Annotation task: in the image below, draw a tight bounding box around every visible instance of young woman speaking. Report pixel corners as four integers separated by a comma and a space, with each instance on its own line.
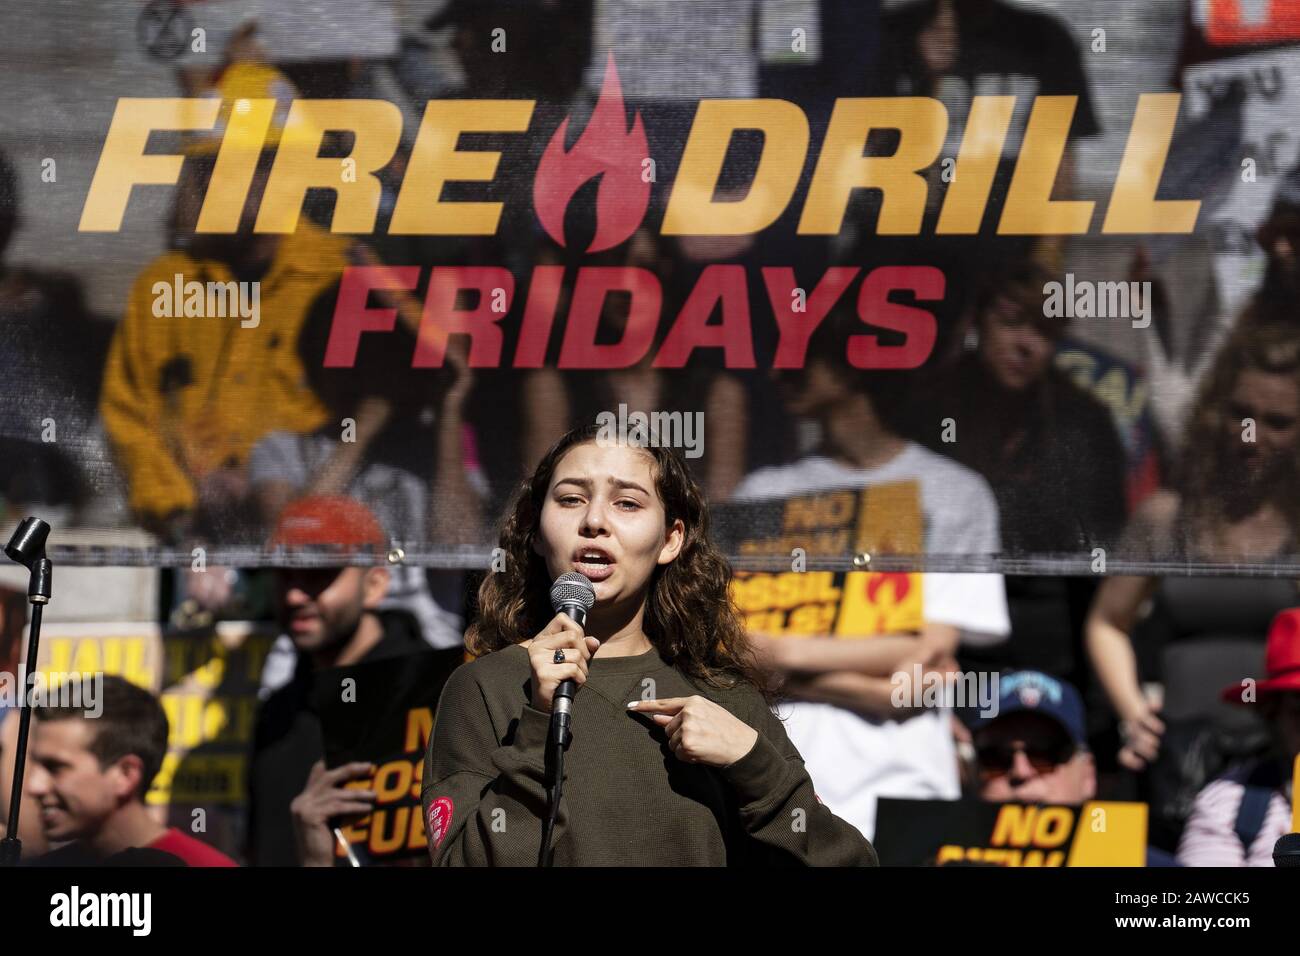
422, 424, 877, 866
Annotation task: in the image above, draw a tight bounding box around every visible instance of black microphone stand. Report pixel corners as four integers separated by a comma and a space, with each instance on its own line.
0, 518, 53, 867
538, 692, 571, 868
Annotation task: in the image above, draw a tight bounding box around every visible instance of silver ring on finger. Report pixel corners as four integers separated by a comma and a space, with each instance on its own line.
553, 649, 566, 664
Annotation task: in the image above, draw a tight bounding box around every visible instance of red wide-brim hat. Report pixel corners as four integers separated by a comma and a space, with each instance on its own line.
1221, 607, 1300, 704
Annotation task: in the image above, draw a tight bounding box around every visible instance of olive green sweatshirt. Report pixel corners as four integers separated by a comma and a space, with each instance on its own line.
420, 643, 879, 866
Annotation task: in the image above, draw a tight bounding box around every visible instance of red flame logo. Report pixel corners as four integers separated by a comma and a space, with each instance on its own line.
866, 573, 912, 604
533, 54, 650, 252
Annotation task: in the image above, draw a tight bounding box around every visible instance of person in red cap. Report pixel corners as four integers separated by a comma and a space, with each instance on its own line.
1177, 608, 1300, 866
247, 495, 429, 866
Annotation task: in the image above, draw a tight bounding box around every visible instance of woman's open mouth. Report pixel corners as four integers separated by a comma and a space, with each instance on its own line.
573, 547, 616, 581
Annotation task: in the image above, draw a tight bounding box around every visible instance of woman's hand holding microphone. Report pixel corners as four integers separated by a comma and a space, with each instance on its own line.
523, 617, 761, 770
522, 613, 601, 714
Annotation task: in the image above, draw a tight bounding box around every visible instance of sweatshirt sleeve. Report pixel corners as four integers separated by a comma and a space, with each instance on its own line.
420, 664, 565, 866
99, 270, 197, 521
717, 695, 879, 867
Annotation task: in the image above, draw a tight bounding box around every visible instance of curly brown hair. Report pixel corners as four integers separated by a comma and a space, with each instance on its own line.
466, 424, 771, 702
1180, 310, 1300, 544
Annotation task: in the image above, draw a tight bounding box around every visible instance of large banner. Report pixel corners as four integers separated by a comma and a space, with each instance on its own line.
2, 1, 1299, 575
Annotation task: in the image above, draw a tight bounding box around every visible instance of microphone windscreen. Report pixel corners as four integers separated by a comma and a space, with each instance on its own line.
1273, 832, 1300, 868
550, 571, 596, 614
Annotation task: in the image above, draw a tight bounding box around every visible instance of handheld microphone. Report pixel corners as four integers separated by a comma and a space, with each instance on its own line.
548, 572, 596, 748
538, 572, 595, 866
1274, 833, 1300, 868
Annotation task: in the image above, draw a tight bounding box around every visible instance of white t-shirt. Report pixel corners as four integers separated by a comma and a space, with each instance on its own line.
730, 444, 1011, 840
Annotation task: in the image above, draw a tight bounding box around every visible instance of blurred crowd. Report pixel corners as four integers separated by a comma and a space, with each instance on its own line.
0, 0, 1298, 865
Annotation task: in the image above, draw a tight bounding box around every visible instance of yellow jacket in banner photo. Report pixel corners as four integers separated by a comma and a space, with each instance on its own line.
100, 224, 349, 520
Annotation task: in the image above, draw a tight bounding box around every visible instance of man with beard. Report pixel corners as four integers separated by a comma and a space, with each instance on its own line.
248, 496, 429, 866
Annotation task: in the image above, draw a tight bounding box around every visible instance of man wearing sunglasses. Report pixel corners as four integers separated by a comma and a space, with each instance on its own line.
971, 670, 1185, 866
247, 495, 427, 866
971, 671, 1095, 806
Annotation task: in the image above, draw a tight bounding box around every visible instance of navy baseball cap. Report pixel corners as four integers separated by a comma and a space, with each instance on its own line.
975, 671, 1086, 746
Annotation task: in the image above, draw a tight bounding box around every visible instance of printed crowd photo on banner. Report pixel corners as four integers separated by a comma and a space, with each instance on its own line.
0, 2, 1299, 932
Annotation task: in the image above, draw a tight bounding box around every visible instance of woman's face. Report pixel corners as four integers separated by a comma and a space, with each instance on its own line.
1222, 369, 1299, 479
533, 442, 684, 607
978, 295, 1056, 392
